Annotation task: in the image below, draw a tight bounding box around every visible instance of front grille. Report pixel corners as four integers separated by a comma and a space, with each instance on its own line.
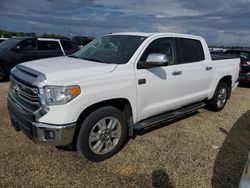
10, 77, 40, 112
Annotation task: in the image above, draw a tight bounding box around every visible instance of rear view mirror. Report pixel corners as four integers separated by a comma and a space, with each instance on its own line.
140, 53, 168, 68
13, 45, 21, 52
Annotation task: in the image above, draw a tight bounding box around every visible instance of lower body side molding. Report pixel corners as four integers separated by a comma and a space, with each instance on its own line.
133, 102, 206, 130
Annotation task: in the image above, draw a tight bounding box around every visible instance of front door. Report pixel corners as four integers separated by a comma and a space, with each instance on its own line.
136, 37, 186, 120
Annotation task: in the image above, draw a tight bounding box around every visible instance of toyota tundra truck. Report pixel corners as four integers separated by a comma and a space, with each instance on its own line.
7, 32, 240, 161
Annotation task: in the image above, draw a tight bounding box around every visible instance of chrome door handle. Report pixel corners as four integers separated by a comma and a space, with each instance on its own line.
205, 66, 213, 71
172, 71, 182, 76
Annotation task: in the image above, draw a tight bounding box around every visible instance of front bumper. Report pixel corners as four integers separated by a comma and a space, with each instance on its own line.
8, 94, 76, 146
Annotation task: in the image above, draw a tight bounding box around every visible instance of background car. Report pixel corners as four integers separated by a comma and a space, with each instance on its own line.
224, 49, 250, 83
0, 38, 8, 43
0, 37, 79, 82
72, 36, 94, 48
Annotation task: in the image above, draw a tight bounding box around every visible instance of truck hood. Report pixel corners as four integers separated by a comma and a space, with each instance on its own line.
21, 56, 118, 84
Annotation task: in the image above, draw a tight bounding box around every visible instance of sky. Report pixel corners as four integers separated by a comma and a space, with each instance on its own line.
0, 0, 250, 46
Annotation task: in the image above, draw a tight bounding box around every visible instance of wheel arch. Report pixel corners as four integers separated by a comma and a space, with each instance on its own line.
209, 75, 232, 100
73, 98, 134, 144
0, 59, 8, 71
219, 75, 232, 99
0, 59, 9, 80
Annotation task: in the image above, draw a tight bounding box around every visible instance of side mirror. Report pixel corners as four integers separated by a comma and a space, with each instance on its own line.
13, 45, 21, 52
140, 53, 168, 68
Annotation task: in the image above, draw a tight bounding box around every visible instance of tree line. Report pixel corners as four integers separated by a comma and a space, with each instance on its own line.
0, 29, 68, 39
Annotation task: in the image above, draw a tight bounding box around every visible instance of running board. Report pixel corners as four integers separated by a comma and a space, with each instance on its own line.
133, 102, 206, 130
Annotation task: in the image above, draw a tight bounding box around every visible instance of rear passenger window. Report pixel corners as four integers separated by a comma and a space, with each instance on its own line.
61, 41, 73, 50
38, 41, 60, 50
179, 38, 205, 63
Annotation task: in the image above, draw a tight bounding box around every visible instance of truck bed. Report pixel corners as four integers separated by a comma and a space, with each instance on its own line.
211, 53, 239, 60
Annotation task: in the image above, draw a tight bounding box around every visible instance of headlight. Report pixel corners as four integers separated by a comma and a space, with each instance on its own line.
44, 85, 81, 105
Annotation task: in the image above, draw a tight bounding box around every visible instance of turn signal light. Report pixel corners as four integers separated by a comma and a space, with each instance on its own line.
69, 87, 81, 96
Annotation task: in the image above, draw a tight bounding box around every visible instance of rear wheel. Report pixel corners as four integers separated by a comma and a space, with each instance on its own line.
76, 106, 127, 162
0, 64, 6, 82
207, 82, 230, 112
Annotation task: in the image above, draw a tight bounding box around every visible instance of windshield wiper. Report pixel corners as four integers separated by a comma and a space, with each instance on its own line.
81, 57, 103, 63
68, 55, 79, 59
68, 55, 108, 63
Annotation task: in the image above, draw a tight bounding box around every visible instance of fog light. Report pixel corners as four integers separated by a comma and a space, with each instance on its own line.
44, 130, 55, 140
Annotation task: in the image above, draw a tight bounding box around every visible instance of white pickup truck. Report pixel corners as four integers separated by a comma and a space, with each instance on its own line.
8, 32, 240, 161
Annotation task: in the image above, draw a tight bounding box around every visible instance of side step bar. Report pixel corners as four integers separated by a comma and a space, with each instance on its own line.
133, 102, 206, 130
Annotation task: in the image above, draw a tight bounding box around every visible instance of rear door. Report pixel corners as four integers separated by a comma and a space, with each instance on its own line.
37, 40, 64, 59
174, 38, 213, 104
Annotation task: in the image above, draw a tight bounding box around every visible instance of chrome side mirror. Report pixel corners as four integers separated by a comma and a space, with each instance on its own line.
140, 53, 168, 68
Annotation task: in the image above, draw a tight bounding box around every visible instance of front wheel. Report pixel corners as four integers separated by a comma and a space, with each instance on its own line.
76, 106, 127, 162
207, 82, 230, 112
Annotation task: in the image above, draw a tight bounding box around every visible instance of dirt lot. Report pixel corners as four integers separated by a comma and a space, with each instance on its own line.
0, 81, 250, 188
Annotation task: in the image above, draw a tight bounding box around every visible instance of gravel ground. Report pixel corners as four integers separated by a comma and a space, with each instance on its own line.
0, 81, 250, 188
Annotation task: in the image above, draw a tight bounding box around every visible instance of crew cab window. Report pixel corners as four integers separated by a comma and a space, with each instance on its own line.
20, 39, 36, 50
38, 41, 60, 50
140, 38, 176, 65
179, 38, 205, 63
61, 41, 73, 50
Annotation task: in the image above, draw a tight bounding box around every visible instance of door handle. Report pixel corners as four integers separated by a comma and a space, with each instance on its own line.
205, 66, 213, 71
138, 79, 146, 85
172, 71, 182, 76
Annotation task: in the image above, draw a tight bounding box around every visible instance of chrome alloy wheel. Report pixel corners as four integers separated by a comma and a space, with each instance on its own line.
217, 87, 227, 108
88, 117, 122, 155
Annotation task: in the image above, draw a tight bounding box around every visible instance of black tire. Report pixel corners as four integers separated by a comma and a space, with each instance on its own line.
207, 82, 230, 112
0, 64, 6, 82
76, 106, 127, 162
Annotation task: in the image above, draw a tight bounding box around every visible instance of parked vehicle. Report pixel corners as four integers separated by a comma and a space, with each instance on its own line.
0, 38, 8, 43
7, 32, 240, 161
224, 49, 250, 83
0, 37, 79, 82
72, 36, 94, 48
239, 152, 250, 188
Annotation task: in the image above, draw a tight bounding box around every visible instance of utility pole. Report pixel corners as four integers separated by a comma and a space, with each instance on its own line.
68, 16, 73, 40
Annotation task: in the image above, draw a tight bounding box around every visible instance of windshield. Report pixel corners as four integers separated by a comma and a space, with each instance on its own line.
71, 35, 147, 64
0, 38, 20, 51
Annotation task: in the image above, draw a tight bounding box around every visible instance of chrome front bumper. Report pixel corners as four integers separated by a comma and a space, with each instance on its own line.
8, 94, 76, 146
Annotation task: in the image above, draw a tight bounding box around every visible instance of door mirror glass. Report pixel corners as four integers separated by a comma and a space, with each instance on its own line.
140, 53, 168, 68
13, 45, 21, 52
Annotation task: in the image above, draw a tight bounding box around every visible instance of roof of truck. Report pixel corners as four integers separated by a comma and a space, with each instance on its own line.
110, 32, 203, 40
110, 32, 153, 37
